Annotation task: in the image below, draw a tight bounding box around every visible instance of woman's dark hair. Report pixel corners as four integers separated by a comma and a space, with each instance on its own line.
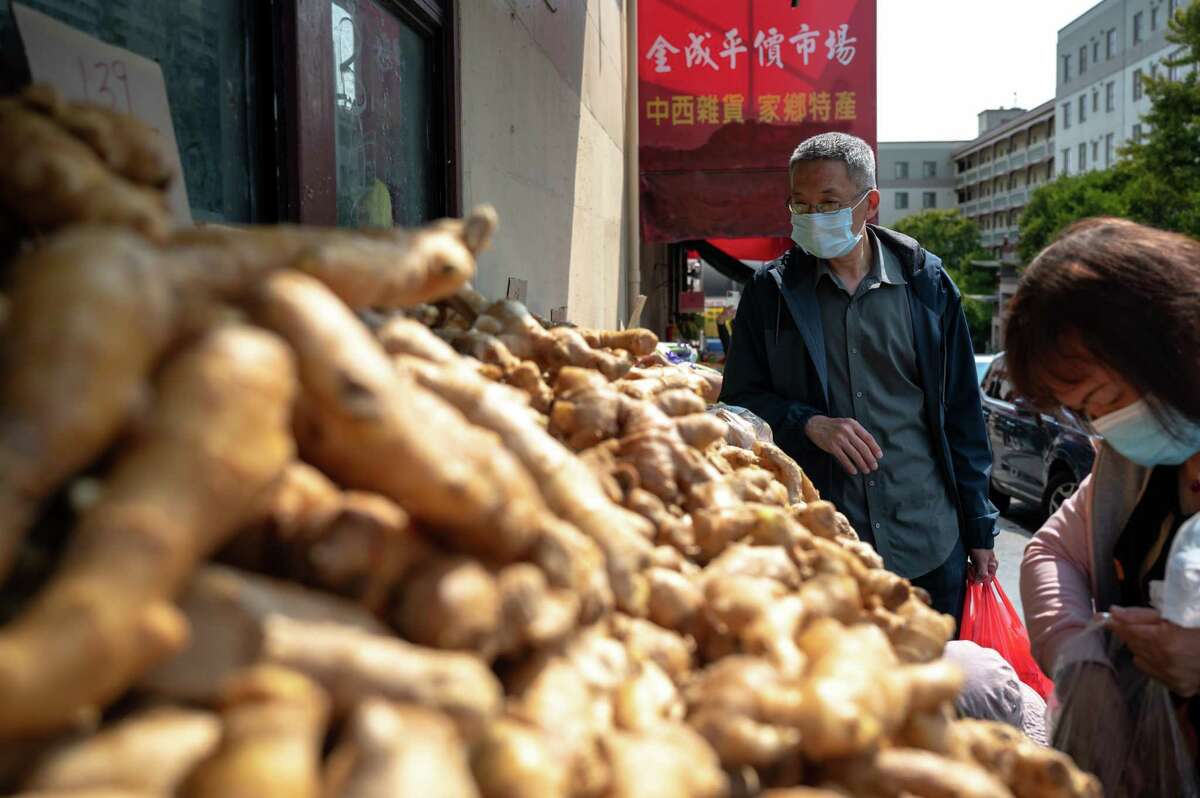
1005, 217, 1200, 427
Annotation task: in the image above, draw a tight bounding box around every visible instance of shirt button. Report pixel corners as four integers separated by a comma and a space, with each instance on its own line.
856, 391, 863, 398
874, 522, 881, 529
851, 348, 858, 354
869, 480, 876, 487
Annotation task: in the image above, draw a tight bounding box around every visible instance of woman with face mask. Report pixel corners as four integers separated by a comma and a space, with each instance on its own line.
1005, 217, 1200, 785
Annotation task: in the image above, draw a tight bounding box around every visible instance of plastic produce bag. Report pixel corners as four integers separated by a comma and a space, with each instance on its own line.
1050, 623, 1198, 798
960, 578, 1054, 699
707, 403, 774, 449
1159, 513, 1200, 628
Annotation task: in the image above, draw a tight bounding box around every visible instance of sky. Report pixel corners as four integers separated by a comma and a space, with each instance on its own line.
878, 0, 1103, 141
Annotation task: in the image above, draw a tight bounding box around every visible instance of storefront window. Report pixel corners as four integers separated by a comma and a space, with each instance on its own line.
1, 0, 259, 223
331, 0, 434, 228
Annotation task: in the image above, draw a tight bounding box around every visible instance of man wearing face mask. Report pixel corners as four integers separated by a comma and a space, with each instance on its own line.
720, 132, 998, 622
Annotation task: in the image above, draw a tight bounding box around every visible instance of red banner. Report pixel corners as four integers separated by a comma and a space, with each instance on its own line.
639, 1, 877, 242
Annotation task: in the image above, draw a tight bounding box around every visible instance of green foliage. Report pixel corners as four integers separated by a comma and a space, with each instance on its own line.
1016, 167, 1132, 262
1019, 0, 1200, 260
893, 209, 993, 351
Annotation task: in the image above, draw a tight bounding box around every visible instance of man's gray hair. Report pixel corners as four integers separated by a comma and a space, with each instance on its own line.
788, 132, 877, 191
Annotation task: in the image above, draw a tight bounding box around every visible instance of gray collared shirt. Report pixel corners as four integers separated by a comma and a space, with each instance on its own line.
815, 231, 959, 578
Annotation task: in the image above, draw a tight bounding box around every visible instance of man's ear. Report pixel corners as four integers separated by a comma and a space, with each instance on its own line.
865, 188, 881, 215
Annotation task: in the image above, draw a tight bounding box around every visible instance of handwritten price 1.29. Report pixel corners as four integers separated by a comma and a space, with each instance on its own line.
77, 57, 133, 113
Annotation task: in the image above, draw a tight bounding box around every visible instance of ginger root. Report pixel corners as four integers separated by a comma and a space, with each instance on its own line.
254, 270, 550, 564
0, 325, 296, 737
23, 706, 220, 794
325, 700, 480, 798
260, 615, 503, 734
180, 666, 329, 798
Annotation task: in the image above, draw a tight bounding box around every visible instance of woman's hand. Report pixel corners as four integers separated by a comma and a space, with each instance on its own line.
1109, 605, 1200, 696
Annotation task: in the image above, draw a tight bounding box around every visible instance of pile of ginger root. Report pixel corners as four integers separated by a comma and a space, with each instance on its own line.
0, 86, 1099, 798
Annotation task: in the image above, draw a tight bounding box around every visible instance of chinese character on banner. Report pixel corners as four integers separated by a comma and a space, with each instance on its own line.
636, 0, 876, 242
826, 24, 857, 65
758, 94, 781, 123
788, 24, 820, 65
672, 95, 695, 125
685, 32, 719, 70
645, 34, 680, 73
753, 27, 785, 69
646, 96, 669, 125
722, 93, 745, 123
810, 91, 831, 121
719, 28, 748, 70
834, 91, 857, 120
783, 92, 808, 122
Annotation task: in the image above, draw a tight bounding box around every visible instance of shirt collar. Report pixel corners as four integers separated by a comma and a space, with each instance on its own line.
815, 230, 905, 290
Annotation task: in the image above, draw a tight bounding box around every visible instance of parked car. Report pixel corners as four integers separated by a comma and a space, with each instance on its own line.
979, 353, 1096, 517
974, 353, 996, 385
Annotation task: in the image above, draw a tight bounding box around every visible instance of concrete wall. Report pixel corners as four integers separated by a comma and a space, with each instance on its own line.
459, 0, 629, 328
877, 141, 966, 228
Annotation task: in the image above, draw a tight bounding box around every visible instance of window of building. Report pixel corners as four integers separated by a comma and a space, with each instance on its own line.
1080, 45, 1088, 73
1105, 133, 1115, 167
1152, 5, 1160, 30
1062, 53, 1072, 82
1134, 68, 1145, 100
1092, 140, 1099, 163
1093, 40, 1100, 63
1107, 28, 1117, 59
1133, 122, 1144, 142
1079, 142, 1088, 171
922, 192, 937, 209
1062, 102, 1072, 128
0, 0, 265, 223
329, 0, 455, 227
895, 192, 909, 210
1134, 11, 1144, 44
1106, 81, 1115, 111
922, 161, 937, 178
895, 161, 910, 179
1092, 90, 1100, 113
1170, 0, 1180, 20
1062, 148, 1071, 174
1078, 94, 1087, 123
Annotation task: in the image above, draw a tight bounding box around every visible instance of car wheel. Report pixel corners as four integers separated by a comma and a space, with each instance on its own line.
989, 481, 1011, 515
1043, 471, 1079, 518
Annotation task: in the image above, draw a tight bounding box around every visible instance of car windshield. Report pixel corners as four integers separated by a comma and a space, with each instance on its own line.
975, 356, 995, 385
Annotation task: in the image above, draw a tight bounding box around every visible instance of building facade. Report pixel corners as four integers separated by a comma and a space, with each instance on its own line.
876, 141, 967, 228
1056, 0, 1192, 176
952, 102, 1057, 262
1, 0, 638, 329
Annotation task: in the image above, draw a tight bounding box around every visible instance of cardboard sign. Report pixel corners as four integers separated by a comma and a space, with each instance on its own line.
506, 277, 529, 304
13, 3, 192, 223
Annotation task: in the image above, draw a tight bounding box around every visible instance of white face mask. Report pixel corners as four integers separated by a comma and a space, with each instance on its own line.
1090, 399, 1200, 467
789, 192, 869, 259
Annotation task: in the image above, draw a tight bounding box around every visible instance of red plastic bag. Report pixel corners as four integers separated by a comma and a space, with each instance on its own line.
960, 579, 1054, 699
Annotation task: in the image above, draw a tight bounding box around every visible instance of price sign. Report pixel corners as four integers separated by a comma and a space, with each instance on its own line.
13, 3, 192, 223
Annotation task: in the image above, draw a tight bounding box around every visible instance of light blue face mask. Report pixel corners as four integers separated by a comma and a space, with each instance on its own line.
790, 191, 870, 259
1090, 399, 1200, 467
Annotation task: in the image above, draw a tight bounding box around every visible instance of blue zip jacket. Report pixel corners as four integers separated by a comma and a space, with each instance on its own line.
720, 225, 998, 553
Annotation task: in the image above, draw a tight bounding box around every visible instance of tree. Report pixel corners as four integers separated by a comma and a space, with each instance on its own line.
1016, 167, 1132, 262
1018, 1, 1200, 258
892, 209, 993, 350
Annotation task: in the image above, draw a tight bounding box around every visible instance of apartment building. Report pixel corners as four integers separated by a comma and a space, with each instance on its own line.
1056, 0, 1193, 176
952, 102, 1057, 262
876, 141, 968, 227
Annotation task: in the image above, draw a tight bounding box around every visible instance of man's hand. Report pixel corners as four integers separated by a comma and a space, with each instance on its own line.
804, 415, 882, 475
968, 548, 998, 581
1109, 605, 1200, 696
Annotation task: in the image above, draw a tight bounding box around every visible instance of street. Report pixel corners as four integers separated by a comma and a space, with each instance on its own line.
993, 500, 1043, 623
